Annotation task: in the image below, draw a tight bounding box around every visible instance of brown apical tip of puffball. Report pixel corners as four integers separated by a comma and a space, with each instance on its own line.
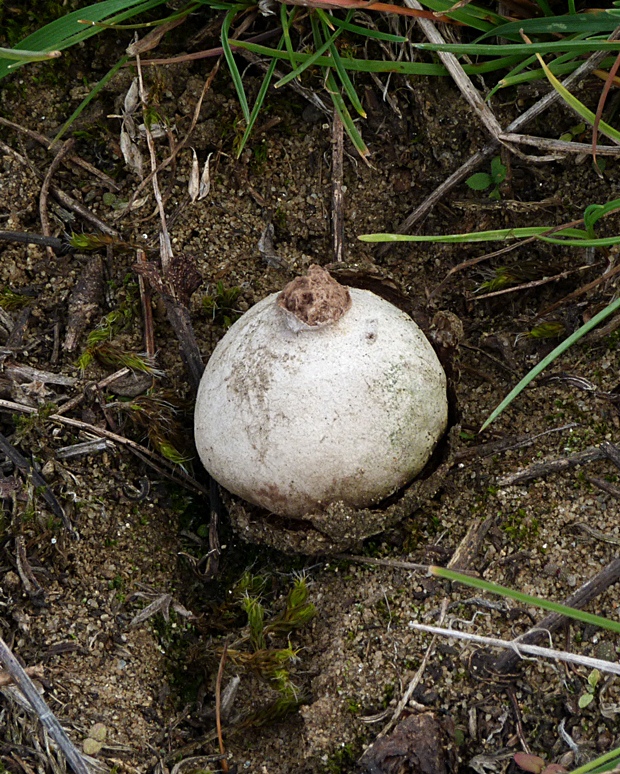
277, 265, 351, 328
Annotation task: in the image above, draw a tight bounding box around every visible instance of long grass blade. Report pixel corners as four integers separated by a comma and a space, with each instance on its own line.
0, 47, 61, 63
480, 295, 620, 431
237, 38, 284, 156
222, 6, 250, 123
431, 566, 620, 634
280, 4, 299, 71
274, 25, 343, 88
0, 0, 168, 80
414, 39, 620, 55
316, 12, 366, 117
232, 39, 522, 76
534, 50, 620, 144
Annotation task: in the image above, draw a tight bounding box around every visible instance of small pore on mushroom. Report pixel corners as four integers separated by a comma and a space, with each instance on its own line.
277, 265, 351, 329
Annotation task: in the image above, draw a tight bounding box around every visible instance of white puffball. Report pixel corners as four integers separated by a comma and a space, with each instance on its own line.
194, 285, 448, 518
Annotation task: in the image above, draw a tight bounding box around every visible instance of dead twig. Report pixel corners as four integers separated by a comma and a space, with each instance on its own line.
0, 430, 73, 535
216, 645, 229, 773
0, 116, 119, 190
378, 31, 620, 250
137, 249, 156, 359
15, 536, 46, 606
0, 398, 209, 497
454, 422, 579, 462
373, 599, 448, 742
40, 139, 75, 259
586, 476, 620, 500
472, 263, 594, 301
491, 556, 620, 674
408, 622, 620, 676
499, 132, 620, 156
0, 636, 90, 774
0, 665, 44, 687
136, 54, 173, 272
331, 110, 345, 263
536, 260, 620, 319
497, 446, 608, 486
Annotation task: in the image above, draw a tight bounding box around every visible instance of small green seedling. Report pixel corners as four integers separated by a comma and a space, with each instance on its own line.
203, 282, 242, 328
578, 667, 600, 709
465, 156, 507, 200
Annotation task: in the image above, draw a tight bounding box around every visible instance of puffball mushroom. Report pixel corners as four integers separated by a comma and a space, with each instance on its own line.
194, 266, 448, 519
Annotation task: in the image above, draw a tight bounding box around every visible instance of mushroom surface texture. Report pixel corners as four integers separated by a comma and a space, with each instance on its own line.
194, 266, 448, 519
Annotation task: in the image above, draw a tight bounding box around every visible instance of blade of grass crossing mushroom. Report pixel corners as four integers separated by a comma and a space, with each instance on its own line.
480, 295, 620, 431
222, 6, 251, 123
430, 566, 620, 634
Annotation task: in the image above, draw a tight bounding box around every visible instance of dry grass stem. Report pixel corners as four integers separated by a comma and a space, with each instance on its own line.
409, 623, 620, 676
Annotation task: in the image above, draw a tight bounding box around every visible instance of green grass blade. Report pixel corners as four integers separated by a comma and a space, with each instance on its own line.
222, 6, 250, 123
233, 40, 522, 77
480, 295, 620, 431
236, 38, 283, 156
358, 226, 587, 242
51, 55, 130, 145
274, 25, 343, 88
316, 13, 366, 118
418, 0, 503, 31
280, 4, 299, 72
0, 47, 61, 62
431, 566, 620, 634
327, 15, 407, 42
413, 39, 620, 55
326, 71, 369, 159
478, 10, 620, 41
584, 199, 620, 236
569, 749, 620, 774
0, 0, 168, 80
535, 52, 620, 144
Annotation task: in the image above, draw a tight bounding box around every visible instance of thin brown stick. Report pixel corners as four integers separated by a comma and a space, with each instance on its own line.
0, 636, 90, 774
586, 475, 620, 499
136, 55, 173, 273
216, 645, 229, 773
374, 599, 448, 741
500, 131, 620, 156
430, 218, 584, 299
378, 31, 620, 250
472, 263, 593, 301
536, 260, 620, 318
0, 398, 209, 497
491, 557, 620, 674
0, 116, 120, 190
331, 110, 345, 263
497, 446, 607, 487
41, 139, 101, 254
0, 665, 44, 687
137, 249, 156, 359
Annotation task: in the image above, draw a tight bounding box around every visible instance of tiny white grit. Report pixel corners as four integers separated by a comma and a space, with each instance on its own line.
194, 266, 448, 518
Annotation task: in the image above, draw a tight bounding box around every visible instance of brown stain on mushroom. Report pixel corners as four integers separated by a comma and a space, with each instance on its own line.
277, 264, 351, 327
